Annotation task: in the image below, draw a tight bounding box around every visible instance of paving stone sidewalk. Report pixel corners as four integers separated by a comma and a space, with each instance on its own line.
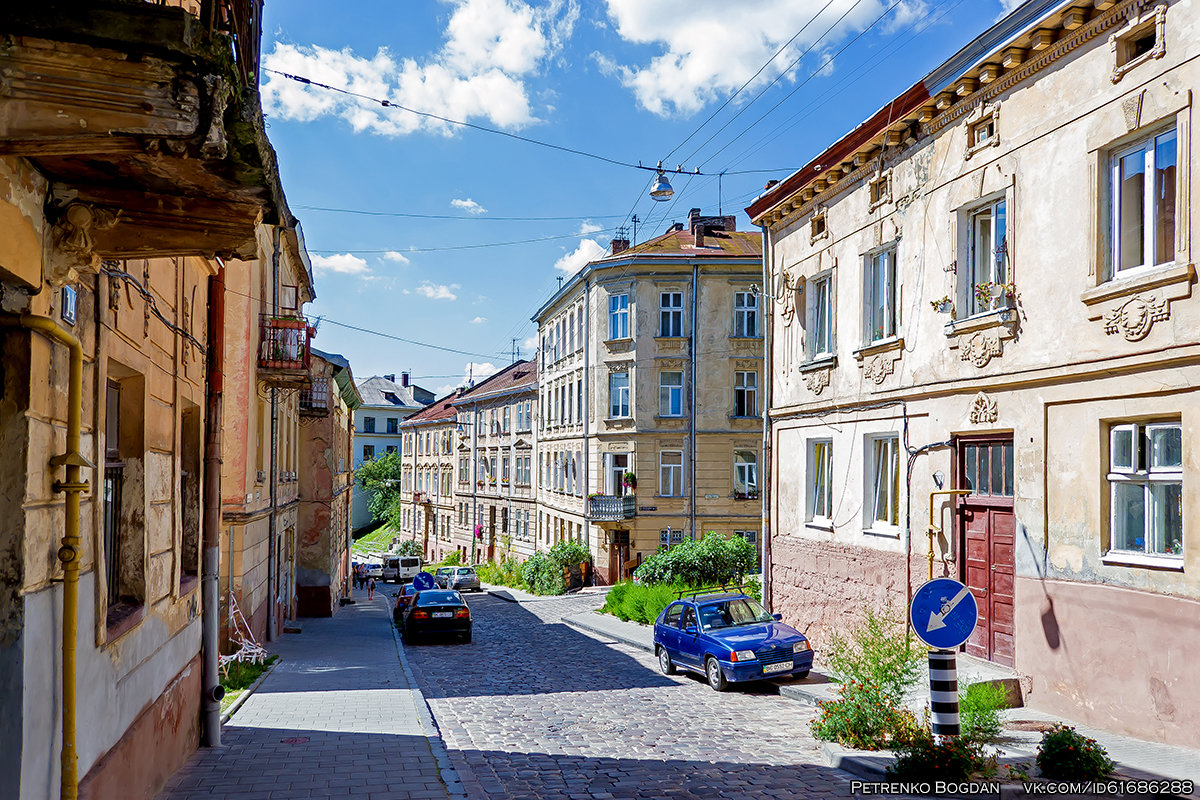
158, 589, 456, 800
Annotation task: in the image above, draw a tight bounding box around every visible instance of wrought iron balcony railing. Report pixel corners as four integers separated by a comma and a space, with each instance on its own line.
588, 494, 636, 521
299, 379, 331, 416
258, 315, 312, 383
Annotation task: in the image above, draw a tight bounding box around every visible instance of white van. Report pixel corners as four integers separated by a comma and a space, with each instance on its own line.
382, 555, 422, 583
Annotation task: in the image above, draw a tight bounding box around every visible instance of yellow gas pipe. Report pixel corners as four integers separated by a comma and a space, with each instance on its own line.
3, 315, 90, 800
927, 490, 972, 581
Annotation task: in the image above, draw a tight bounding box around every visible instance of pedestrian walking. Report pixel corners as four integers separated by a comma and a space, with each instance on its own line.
368, 577, 376, 600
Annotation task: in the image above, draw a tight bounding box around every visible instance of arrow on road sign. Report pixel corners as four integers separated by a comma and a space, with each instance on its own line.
926, 585, 972, 632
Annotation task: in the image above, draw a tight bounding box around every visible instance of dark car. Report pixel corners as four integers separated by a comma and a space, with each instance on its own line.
653, 591, 814, 691
433, 566, 456, 588
400, 589, 472, 643
392, 583, 419, 622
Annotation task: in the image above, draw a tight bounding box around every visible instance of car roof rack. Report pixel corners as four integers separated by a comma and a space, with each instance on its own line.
674, 583, 750, 600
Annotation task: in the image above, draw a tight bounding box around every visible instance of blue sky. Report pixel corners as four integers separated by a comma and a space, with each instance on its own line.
260, 0, 1020, 395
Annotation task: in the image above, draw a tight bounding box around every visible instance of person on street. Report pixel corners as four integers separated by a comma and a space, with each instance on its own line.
368, 576, 376, 600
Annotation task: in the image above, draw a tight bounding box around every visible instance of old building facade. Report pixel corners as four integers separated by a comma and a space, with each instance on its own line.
351, 373, 434, 529
397, 393, 458, 562
534, 212, 764, 584
749, 0, 1198, 747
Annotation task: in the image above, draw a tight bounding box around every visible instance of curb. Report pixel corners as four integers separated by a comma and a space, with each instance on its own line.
563, 611, 653, 653
390, 614, 469, 800
219, 657, 281, 726
485, 588, 520, 603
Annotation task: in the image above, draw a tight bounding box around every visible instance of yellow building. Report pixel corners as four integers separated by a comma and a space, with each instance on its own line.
398, 394, 459, 562
533, 211, 763, 583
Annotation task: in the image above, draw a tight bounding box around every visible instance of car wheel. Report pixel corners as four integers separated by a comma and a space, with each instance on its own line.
795, 670, 810, 680
705, 656, 728, 692
657, 646, 676, 676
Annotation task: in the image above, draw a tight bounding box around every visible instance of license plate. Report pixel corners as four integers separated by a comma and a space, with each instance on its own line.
432, 611, 453, 618
762, 660, 792, 674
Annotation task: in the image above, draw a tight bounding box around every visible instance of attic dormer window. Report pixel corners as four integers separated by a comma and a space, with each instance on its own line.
383, 392, 398, 403
1110, 4, 1166, 83
810, 209, 829, 244
868, 172, 892, 211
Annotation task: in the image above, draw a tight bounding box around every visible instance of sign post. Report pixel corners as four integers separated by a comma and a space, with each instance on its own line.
909, 578, 979, 741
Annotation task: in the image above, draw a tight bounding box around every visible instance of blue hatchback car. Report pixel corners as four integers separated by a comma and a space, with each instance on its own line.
653, 591, 814, 691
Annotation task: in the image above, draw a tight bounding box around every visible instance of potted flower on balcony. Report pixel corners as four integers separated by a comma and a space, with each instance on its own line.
621, 472, 637, 492
476, 479, 485, 488
973, 280, 1016, 310
587, 492, 601, 501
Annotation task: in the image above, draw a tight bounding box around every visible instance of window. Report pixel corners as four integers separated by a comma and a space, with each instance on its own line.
568, 311, 576, 352
734, 291, 758, 338
659, 450, 684, 496
502, 406, 510, 433
577, 381, 583, 423
1108, 422, 1182, 557
659, 529, 686, 549
387, 417, 398, 434
811, 211, 827, 241
965, 199, 1009, 316
386, 445, 397, 454
734, 451, 758, 499
609, 371, 630, 418
659, 371, 684, 417
869, 173, 891, 207
660, 291, 684, 337
663, 603, 683, 627
734, 371, 758, 417
502, 456, 510, 483
458, 457, 468, 483
1111, 5, 1166, 82
1111, 128, 1176, 276
807, 272, 834, 360
962, 441, 1014, 497
363, 445, 375, 461
609, 293, 629, 339
808, 439, 833, 522
363, 416, 376, 433
867, 435, 900, 530
864, 246, 897, 343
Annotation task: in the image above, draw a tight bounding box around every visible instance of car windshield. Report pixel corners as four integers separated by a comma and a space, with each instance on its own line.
698, 598, 774, 630
416, 590, 463, 606
456, 568, 474, 576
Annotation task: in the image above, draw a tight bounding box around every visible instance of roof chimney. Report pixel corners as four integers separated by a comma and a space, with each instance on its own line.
383, 373, 395, 383
694, 225, 705, 248
401, 371, 410, 387
610, 237, 629, 255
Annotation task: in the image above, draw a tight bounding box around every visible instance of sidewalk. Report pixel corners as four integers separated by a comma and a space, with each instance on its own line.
158, 589, 459, 800
563, 608, 1200, 787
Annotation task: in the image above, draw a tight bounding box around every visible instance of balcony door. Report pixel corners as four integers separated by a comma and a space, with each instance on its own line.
604, 453, 629, 496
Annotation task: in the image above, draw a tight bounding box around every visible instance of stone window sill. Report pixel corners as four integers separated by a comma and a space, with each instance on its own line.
806, 519, 834, 533
853, 336, 903, 361
1101, 551, 1184, 571
945, 307, 1016, 337
799, 355, 836, 372
605, 337, 634, 346
1081, 262, 1195, 306
728, 336, 763, 342
179, 574, 199, 596
105, 600, 146, 643
864, 526, 901, 540
728, 415, 763, 422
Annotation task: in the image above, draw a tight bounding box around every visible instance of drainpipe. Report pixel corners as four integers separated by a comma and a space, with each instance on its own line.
688, 265, 698, 540
202, 265, 226, 746
267, 227, 280, 640
2, 315, 89, 800
582, 277, 590, 567
470, 402, 478, 563
759, 225, 773, 611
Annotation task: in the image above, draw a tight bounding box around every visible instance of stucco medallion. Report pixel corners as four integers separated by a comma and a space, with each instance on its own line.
1103, 293, 1168, 341
960, 331, 1003, 367
804, 368, 831, 395
969, 391, 998, 424
863, 355, 894, 385
47, 202, 120, 286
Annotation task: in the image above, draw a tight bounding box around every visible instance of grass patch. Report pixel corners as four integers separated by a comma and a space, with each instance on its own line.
352, 524, 400, 557
219, 655, 279, 715
600, 579, 762, 625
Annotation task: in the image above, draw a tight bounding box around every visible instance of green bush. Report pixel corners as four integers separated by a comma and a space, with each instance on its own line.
441, 550, 463, 566
476, 558, 526, 590
633, 532, 757, 586
520, 541, 593, 595
1036, 725, 1115, 780
825, 607, 923, 706
960, 681, 1008, 744
601, 580, 760, 625
811, 680, 924, 750
888, 730, 996, 779
395, 539, 423, 558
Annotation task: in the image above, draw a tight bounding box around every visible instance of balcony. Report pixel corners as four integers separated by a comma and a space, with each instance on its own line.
412, 492, 430, 505
258, 315, 312, 387
299, 380, 331, 416
588, 494, 637, 522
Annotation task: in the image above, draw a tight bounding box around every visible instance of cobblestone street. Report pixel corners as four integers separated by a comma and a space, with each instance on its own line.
406, 591, 864, 800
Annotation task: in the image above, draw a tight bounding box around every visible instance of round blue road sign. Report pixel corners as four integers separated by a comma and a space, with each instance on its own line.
910, 578, 978, 650
413, 571, 436, 591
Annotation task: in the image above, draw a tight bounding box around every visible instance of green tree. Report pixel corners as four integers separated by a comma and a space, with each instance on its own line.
355, 452, 405, 522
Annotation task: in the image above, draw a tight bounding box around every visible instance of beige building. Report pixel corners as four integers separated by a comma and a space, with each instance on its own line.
534, 211, 763, 583
297, 349, 360, 616
0, 1, 287, 797
397, 393, 458, 562
748, 0, 1198, 747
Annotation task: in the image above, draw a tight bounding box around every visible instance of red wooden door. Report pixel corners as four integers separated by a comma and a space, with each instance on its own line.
957, 436, 1016, 667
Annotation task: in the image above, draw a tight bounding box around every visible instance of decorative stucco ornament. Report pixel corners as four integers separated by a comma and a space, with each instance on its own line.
46, 202, 119, 286
863, 355, 894, 385
969, 392, 998, 424
1103, 293, 1169, 341
804, 369, 831, 395
960, 331, 1003, 367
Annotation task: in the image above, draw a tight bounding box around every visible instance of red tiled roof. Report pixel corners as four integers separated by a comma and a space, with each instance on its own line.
451, 360, 537, 405
604, 229, 761, 259
401, 394, 457, 424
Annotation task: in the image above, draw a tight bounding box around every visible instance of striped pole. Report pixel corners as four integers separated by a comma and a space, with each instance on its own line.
928, 649, 960, 740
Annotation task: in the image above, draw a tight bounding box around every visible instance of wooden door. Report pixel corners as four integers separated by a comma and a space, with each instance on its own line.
957, 436, 1016, 667
610, 530, 630, 581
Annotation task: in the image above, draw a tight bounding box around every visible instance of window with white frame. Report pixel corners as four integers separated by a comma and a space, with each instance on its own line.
609, 371, 630, 418
866, 435, 900, 530
807, 271, 834, 361
568, 311, 576, 353
1108, 422, 1182, 558
502, 406, 511, 432
808, 439, 833, 522
964, 198, 1009, 316
734, 371, 758, 417
576, 380, 583, 423
659, 370, 684, 416
734, 450, 758, 499
609, 293, 629, 339
659, 450, 683, 496
864, 246, 898, 343
660, 291, 684, 337
734, 291, 758, 338
1111, 127, 1176, 277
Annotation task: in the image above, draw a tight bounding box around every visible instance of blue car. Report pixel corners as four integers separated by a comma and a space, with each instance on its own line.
653, 591, 814, 691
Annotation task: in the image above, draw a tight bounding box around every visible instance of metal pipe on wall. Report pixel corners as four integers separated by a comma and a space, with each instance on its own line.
267, 227, 280, 640
201, 264, 226, 746
688, 265, 698, 540
759, 225, 773, 611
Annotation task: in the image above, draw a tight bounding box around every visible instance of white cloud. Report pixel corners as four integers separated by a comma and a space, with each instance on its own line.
444, 361, 500, 394
311, 252, 370, 275
416, 281, 460, 300
451, 198, 488, 215
382, 251, 411, 265
471, 316, 488, 324
598, 0, 926, 117
575, 219, 603, 235
262, 0, 580, 136
522, 335, 538, 351
554, 238, 608, 275
998, 0, 1025, 12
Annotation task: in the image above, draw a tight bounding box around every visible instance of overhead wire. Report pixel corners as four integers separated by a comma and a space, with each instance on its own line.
296, 205, 627, 222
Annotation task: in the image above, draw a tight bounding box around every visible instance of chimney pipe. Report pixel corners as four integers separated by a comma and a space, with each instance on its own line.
383, 373, 395, 383
610, 237, 629, 255
401, 372, 410, 387
694, 225, 705, 248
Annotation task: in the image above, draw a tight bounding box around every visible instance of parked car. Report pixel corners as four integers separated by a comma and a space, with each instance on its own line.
382, 555, 422, 583
399, 589, 472, 643
363, 562, 383, 580
652, 591, 814, 691
433, 566, 456, 588
392, 583, 419, 622
447, 566, 481, 592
